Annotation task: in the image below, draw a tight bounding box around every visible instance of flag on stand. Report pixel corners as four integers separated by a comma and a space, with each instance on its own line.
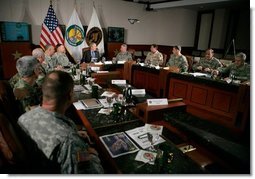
85, 7, 104, 55
65, 8, 85, 62
40, 4, 64, 50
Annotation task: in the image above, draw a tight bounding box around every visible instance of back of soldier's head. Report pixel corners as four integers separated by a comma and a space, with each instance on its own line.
42, 71, 74, 103
236, 52, 246, 61
32, 48, 45, 59
16, 56, 39, 77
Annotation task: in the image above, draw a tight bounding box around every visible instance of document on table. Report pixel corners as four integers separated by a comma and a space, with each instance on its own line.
99, 132, 139, 158
125, 124, 165, 149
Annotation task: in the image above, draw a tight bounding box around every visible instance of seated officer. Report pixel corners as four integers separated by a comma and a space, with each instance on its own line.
52, 44, 72, 67
212, 52, 250, 83
81, 42, 100, 63
166, 45, 188, 73
115, 44, 133, 62
18, 71, 104, 173
193, 48, 222, 73
44, 44, 57, 70
32, 48, 50, 86
144, 44, 163, 66
13, 56, 42, 112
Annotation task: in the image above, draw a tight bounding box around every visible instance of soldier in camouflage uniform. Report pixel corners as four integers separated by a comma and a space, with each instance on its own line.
18, 71, 104, 173
193, 48, 222, 73
10, 48, 50, 88
144, 44, 163, 66
213, 52, 250, 82
45, 44, 57, 70
52, 44, 72, 67
116, 44, 133, 62
166, 46, 188, 72
13, 56, 42, 112
9, 73, 20, 88
32, 48, 51, 86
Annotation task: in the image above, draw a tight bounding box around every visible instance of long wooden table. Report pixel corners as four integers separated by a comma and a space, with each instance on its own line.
130, 65, 250, 133
76, 107, 204, 174
73, 84, 204, 174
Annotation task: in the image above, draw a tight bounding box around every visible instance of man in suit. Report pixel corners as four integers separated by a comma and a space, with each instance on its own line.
81, 42, 100, 63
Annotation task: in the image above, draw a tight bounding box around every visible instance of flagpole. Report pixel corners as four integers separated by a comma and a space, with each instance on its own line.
50, 0, 52, 5
93, 1, 95, 8
74, 0, 77, 9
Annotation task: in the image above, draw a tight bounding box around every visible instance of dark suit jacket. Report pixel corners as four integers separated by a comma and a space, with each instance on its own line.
81, 50, 100, 63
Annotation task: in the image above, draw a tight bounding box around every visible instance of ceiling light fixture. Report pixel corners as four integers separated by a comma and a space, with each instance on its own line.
128, 18, 140, 24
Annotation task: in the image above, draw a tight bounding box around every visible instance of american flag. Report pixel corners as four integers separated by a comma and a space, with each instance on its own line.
40, 4, 64, 49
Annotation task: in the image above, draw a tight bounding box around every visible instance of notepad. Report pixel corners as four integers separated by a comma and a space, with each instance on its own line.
81, 98, 103, 109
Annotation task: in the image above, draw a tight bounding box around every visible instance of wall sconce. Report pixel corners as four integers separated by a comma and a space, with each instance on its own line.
128, 18, 140, 24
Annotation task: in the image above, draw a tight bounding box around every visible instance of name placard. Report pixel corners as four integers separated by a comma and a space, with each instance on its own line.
132, 89, 146, 97
111, 80, 126, 85
97, 71, 109, 73
147, 98, 168, 106
91, 66, 100, 71
117, 61, 126, 64
104, 61, 112, 65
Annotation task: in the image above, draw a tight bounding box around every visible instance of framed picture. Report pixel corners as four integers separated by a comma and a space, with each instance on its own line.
108, 27, 124, 42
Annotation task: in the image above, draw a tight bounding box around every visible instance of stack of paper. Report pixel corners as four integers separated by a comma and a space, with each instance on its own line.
125, 124, 165, 149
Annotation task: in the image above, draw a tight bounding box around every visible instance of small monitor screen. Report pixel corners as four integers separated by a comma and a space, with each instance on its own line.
0, 21, 31, 42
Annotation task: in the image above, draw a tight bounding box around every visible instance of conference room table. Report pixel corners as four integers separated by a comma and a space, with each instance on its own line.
73, 82, 204, 174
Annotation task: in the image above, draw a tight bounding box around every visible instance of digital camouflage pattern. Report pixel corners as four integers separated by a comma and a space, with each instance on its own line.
52, 52, 72, 67
218, 63, 250, 81
145, 51, 163, 66
45, 55, 58, 69
166, 54, 188, 72
18, 106, 104, 174
116, 51, 132, 62
193, 57, 222, 71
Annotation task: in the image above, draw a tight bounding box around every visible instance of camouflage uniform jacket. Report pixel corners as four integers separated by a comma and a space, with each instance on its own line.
52, 52, 72, 67
9, 73, 20, 88
45, 55, 57, 70
18, 106, 104, 174
116, 52, 132, 62
218, 63, 250, 81
145, 51, 163, 66
13, 79, 42, 112
193, 57, 222, 71
166, 54, 188, 72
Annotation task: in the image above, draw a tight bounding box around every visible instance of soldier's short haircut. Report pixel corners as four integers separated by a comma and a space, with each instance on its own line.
173, 45, 181, 51
236, 52, 246, 61
32, 48, 44, 59
206, 48, 214, 53
16, 56, 39, 77
45, 44, 53, 51
42, 71, 74, 102
151, 44, 158, 49
121, 44, 127, 48
55, 44, 63, 52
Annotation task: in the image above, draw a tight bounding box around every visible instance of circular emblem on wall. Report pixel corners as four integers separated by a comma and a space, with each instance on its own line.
66, 25, 85, 47
86, 27, 102, 46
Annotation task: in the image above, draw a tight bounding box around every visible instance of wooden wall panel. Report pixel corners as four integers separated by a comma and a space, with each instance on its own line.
190, 87, 208, 105
0, 42, 32, 79
170, 80, 188, 99
147, 74, 159, 94
211, 92, 233, 113
133, 71, 146, 89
